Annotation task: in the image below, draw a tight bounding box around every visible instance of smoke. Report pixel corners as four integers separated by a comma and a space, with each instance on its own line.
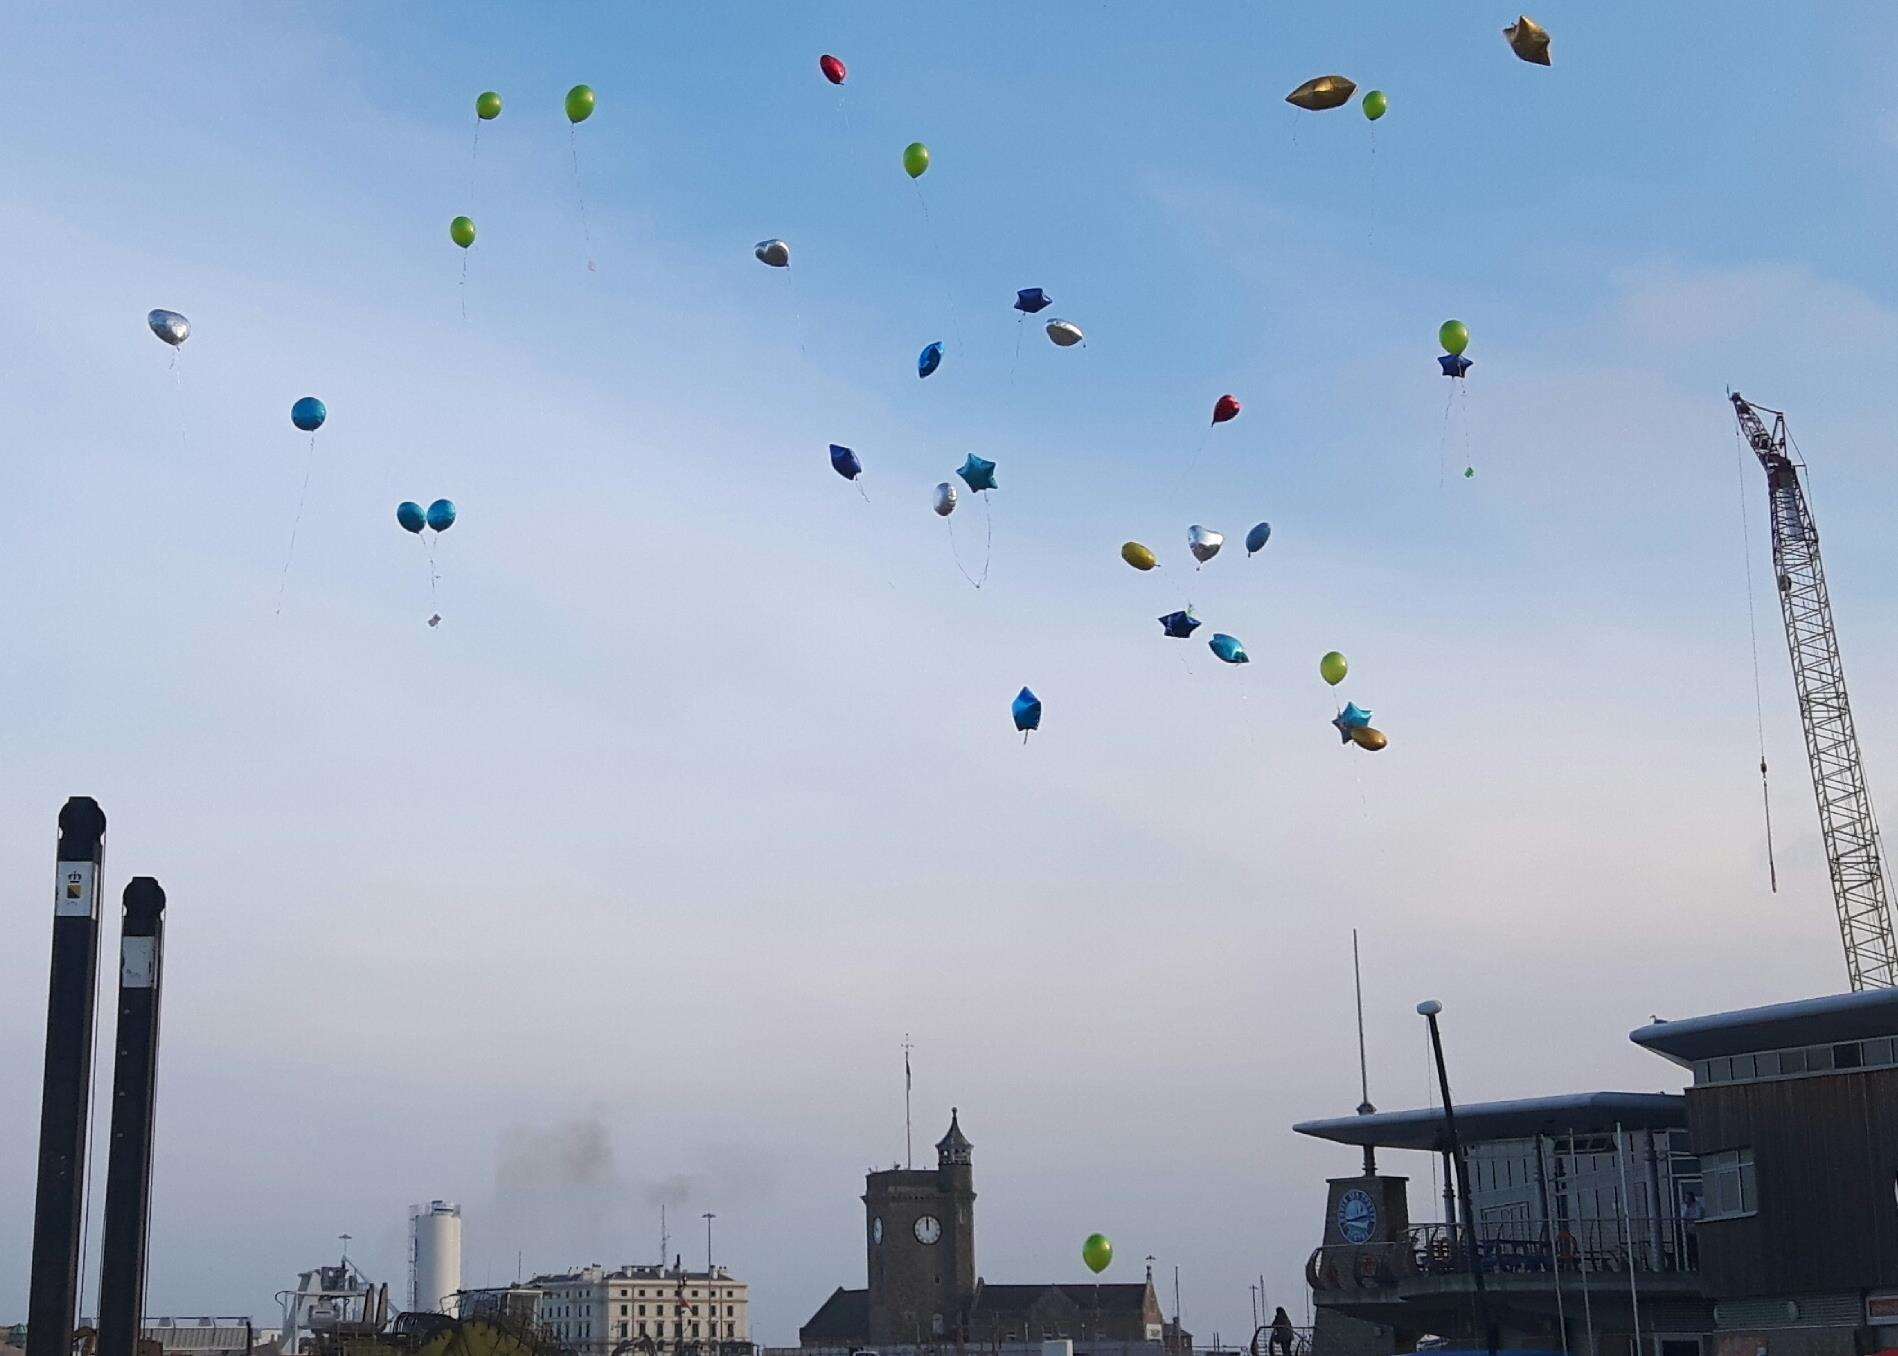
497, 1117, 618, 1192
641, 1173, 698, 1208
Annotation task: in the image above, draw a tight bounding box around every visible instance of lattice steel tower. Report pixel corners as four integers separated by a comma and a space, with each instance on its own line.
1731, 392, 1898, 989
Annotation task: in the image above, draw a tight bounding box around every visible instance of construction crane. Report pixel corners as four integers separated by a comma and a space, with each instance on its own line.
1731, 392, 1898, 989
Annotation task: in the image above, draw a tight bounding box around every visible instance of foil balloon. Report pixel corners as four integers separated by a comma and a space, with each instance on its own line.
1245, 522, 1272, 555
1504, 15, 1552, 65
957, 454, 997, 493
1212, 394, 1242, 424
1439, 320, 1470, 356
903, 142, 931, 179
565, 85, 596, 123
1439, 354, 1473, 379
820, 54, 847, 85
1045, 320, 1084, 347
425, 499, 457, 532
918, 342, 944, 379
1158, 609, 1200, 639
1333, 702, 1373, 742
1320, 651, 1349, 686
1209, 633, 1249, 664
476, 91, 503, 120
1286, 75, 1357, 110
1014, 288, 1051, 315
1187, 525, 1224, 564
1082, 1234, 1113, 1275
147, 309, 190, 346
1121, 541, 1158, 572
933, 482, 958, 517
291, 396, 327, 432
1350, 726, 1389, 751
755, 238, 791, 268
451, 216, 476, 248
1362, 90, 1389, 121
829, 444, 863, 480
1012, 686, 1042, 737
396, 501, 426, 534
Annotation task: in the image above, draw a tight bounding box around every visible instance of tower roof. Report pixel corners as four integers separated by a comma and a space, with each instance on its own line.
936, 1107, 973, 1164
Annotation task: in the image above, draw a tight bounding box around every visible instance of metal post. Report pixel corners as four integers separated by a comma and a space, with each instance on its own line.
1536, 1136, 1568, 1356
98, 879, 168, 1356
1352, 930, 1377, 1176
1567, 1134, 1594, 1356
1417, 1001, 1496, 1356
28, 797, 108, 1356
1615, 1126, 1643, 1356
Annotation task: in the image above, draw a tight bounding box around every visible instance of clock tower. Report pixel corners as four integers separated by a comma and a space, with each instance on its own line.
863, 1110, 977, 1344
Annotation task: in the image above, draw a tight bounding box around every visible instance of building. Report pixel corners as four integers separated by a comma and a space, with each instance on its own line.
412, 1203, 464, 1318
1294, 988, 1898, 1356
796, 1111, 1170, 1351
530, 1263, 749, 1356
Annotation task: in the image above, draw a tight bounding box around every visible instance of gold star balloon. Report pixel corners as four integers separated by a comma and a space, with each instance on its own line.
1503, 15, 1551, 65
1285, 75, 1358, 110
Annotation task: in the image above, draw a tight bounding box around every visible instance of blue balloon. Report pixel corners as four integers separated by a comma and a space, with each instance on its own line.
1209, 633, 1249, 664
1014, 288, 1051, 315
957, 454, 997, 493
1438, 354, 1472, 379
1333, 702, 1373, 741
425, 498, 457, 532
829, 444, 863, 480
396, 501, 426, 534
918, 341, 944, 379
1245, 522, 1272, 555
291, 396, 327, 432
1012, 686, 1042, 734
1158, 609, 1201, 639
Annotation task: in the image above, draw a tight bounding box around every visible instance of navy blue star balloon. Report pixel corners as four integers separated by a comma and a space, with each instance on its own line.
1158, 609, 1201, 639
1014, 288, 1051, 315
1438, 354, 1472, 378
829, 444, 863, 480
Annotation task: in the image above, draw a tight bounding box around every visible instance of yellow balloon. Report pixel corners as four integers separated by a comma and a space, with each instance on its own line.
1121, 542, 1158, 571
1350, 726, 1388, 751
1503, 15, 1552, 65
1320, 651, 1348, 686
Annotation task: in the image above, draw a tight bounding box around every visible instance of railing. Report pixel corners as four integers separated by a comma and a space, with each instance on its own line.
1307, 1218, 1697, 1292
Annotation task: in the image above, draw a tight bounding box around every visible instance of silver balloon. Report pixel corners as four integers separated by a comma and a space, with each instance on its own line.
933, 482, 959, 517
147, 309, 190, 347
1187, 524, 1224, 563
1045, 319, 1084, 347
754, 238, 791, 268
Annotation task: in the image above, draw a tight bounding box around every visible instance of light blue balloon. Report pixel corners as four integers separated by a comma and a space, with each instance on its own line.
425, 498, 457, 532
396, 501, 426, 534
1209, 634, 1249, 664
291, 396, 327, 432
1246, 522, 1272, 555
1332, 702, 1373, 742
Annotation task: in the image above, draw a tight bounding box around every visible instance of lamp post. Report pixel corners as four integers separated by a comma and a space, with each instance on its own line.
1417, 999, 1497, 1356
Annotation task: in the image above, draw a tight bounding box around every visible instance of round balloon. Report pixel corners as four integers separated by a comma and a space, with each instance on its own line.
396, 501, 426, 534
1045, 319, 1084, 347
451, 216, 476, 248
425, 498, 457, 532
1082, 1234, 1113, 1275
1439, 319, 1469, 356
1121, 541, 1158, 571
1362, 90, 1388, 120
755, 238, 791, 268
147, 309, 190, 347
476, 91, 503, 121
565, 85, 596, 124
1320, 651, 1349, 686
1245, 522, 1272, 555
291, 396, 327, 432
933, 482, 958, 517
903, 142, 931, 179
820, 54, 847, 85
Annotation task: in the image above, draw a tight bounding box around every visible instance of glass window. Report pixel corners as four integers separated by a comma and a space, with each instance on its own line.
1703, 1149, 1757, 1220
1754, 1050, 1780, 1077
1836, 1042, 1863, 1069
1808, 1044, 1834, 1071
1780, 1046, 1806, 1074
1866, 1037, 1895, 1067
1709, 1057, 1733, 1082
1731, 1053, 1756, 1079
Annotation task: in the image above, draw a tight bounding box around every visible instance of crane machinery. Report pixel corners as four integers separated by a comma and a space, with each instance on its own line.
1730, 392, 1898, 990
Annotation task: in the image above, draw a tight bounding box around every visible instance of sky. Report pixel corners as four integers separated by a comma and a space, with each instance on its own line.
5, 0, 1898, 1345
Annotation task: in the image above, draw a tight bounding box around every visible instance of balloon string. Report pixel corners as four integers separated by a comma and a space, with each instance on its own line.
459, 253, 469, 324
1009, 317, 1024, 390
946, 512, 982, 590
912, 181, 964, 354
1171, 423, 1213, 505
855, 479, 871, 504
571, 127, 596, 273
276, 439, 316, 618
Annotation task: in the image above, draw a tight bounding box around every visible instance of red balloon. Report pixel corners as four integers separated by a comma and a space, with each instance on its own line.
1212, 394, 1242, 424
820, 54, 847, 85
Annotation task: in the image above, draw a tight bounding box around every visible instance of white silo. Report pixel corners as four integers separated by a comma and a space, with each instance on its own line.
410, 1201, 462, 1317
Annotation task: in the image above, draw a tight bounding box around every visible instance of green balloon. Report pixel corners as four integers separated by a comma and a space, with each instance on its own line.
903, 141, 931, 179
476, 91, 503, 121
566, 85, 596, 124
450, 216, 476, 249
1320, 651, 1349, 686
1464, 466, 1476, 478
1362, 90, 1388, 121
1439, 319, 1469, 356
1082, 1233, 1113, 1275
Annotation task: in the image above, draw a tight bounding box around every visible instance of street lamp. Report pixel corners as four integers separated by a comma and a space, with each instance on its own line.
1416, 999, 1497, 1356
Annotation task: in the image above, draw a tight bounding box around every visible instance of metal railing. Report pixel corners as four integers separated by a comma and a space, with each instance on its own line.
1307, 1218, 1698, 1292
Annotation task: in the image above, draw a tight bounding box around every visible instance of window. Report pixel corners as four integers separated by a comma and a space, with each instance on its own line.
1867, 1037, 1895, 1067
1709, 1057, 1733, 1082
1781, 1046, 1806, 1075
620, 1305, 628, 1317
1754, 1050, 1780, 1077
638, 1305, 646, 1317
1808, 1044, 1834, 1072
1730, 1053, 1756, 1080
1703, 1149, 1757, 1220
1836, 1042, 1863, 1069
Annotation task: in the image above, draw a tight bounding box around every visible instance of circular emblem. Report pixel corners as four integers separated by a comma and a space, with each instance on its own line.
1337, 1188, 1378, 1244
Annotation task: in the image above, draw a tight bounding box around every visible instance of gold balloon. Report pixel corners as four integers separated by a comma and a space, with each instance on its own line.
1122, 541, 1158, 571
1285, 75, 1358, 111
1503, 15, 1551, 65
1350, 726, 1388, 751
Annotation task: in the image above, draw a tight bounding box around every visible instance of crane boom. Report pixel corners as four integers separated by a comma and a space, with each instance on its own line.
1731, 392, 1898, 989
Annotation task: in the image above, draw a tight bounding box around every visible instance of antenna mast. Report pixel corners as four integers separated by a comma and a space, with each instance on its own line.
1352, 929, 1376, 1174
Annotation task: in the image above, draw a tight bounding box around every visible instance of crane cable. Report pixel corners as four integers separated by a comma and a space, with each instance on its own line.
1734, 421, 1778, 892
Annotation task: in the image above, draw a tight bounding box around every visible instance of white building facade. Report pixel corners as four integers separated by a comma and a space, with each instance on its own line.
532, 1264, 749, 1353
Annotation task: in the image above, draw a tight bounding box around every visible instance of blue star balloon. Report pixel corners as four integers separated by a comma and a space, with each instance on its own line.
1209, 633, 1249, 664
1333, 702, 1373, 741
830, 444, 863, 480
396, 501, 426, 534
1438, 354, 1473, 378
425, 498, 457, 532
1014, 288, 1051, 315
918, 341, 944, 378
1012, 686, 1042, 736
291, 396, 327, 432
957, 454, 997, 493
1245, 522, 1272, 555
1158, 609, 1201, 639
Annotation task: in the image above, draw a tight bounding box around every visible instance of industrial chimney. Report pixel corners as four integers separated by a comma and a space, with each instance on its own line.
409, 1202, 461, 1317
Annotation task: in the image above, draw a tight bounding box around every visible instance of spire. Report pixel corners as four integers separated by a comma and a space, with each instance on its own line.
935, 1107, 973, 1166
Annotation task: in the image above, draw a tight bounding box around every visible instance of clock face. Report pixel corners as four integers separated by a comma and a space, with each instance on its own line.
871, 1217, 883, 1244
1337, 1188, 1378, 1245
913, 1214, 942, 1245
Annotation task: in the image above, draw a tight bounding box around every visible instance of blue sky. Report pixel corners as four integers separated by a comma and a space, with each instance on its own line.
5, 0, 1898, 1344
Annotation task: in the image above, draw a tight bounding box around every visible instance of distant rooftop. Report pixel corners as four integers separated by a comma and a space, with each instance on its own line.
1294, 1092, 1685, 1151
1630, 987, 1898, 1066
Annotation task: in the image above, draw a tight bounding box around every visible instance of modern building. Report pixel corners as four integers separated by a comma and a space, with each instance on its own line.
796, 1111, 1172, 1351
1294, 988, 1898, 1356
529, 1263, 748, 1356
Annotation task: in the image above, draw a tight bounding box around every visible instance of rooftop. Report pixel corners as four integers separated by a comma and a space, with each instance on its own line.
1630, 987, 1898, 1065
1294, 1092, 1685, 1151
